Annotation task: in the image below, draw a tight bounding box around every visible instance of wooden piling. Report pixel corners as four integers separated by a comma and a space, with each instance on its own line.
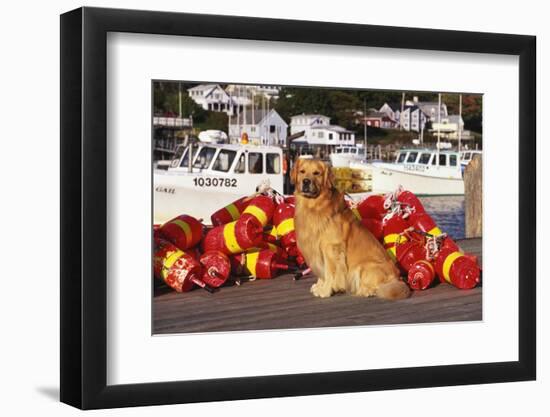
465, 154, 482, 238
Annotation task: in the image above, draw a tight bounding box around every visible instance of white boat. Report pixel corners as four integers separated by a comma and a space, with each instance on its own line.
154, 143, 284, 224
460, 149, 482, 167
329, 145, 366, 167
350, 148, 464, 196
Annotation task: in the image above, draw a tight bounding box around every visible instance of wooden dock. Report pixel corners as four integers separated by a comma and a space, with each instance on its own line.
153, 238, 482, 334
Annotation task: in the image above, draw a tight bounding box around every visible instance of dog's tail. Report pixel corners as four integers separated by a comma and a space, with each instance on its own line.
376, 279, 410, 300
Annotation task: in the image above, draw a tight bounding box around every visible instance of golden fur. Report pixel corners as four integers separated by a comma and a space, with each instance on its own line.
291, 158, 410, 300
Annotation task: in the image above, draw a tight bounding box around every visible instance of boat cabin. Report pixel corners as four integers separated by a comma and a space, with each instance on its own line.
394, 149, 461, 170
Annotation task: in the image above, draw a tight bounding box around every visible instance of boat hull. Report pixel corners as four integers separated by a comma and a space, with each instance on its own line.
368, 165, 464, 196
154, 171, 283, 224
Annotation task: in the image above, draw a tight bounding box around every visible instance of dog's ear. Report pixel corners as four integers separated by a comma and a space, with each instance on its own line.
323, 162, 335, 189
290, 157, 300, 185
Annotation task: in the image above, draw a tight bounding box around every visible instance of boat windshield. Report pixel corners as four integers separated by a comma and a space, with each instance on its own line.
449, 154, 458, 166
397, 152, 407, 163
418, 152, 432, 164
212, 149, 237, 172
193, 146, 217, 169
406, 152, 418, 163
432, 154, 447, 166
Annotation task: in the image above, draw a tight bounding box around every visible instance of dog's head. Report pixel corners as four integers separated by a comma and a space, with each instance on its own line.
291, 158, 334, 199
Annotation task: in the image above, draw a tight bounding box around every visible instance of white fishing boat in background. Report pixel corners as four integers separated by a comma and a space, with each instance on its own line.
154, 143, 284, 224
460, 149, 482, 167
350, 148, 464, 196
329, 145, 366, 167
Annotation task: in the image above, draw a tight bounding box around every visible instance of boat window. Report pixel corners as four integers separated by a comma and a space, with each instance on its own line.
234, 153, 245, 173
193, 146, 217, 169
432, 154, 447, 166
343, 148, 349, 153
397, 152, 407, 163
179, 149, 189, 167
173, 145, 185, 162
212, 149, 237, 172
406, 152, 418, 163
248, 152, 263, 173
335, 148, 342, 153
418, 153, 431, 164
266, 153, 281, 174
464, 152, 471, 160
449, 154, 458, 166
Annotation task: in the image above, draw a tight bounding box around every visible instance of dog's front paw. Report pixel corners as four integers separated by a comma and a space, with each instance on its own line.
311, 282, 332, 298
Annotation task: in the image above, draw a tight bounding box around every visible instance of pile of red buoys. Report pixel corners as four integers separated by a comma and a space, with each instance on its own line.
348, 188, 481, 290
153, 192, 303, 293
154, 186, 480, 294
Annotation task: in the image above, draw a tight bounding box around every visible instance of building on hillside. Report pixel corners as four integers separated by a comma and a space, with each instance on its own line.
364, 111, 399, 129
400, 105, 428, 132
289, 113, 355, 147
378, 102, 402, 128
188, 84, 236, 115
430, 114, 473, 140
228, 109, 288, 146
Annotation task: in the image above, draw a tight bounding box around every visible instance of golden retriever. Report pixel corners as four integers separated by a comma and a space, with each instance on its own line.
291, 158, 410, 300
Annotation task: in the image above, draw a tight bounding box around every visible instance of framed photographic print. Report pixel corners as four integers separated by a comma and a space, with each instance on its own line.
60, 6, 536, 410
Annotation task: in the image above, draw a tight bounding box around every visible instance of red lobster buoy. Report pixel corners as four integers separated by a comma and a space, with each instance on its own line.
199, 250, 231, 288
407, 260, 436, 290
154, 238, 213, 293
159, 214, 203, 250
210, 196, 251, 226
354, 194, 388, 220
434, 246, 481, 289
395, 240, 426, 272
273, 203, 296, 250
382, 215, 409, 259
240, 195, 275, 227
396, 190, 426, 214
408, 211, 444, 237
203, 217, 263, 255
264, 225, 278, 243
361, 218, 384, 240
235, 248, 289, 279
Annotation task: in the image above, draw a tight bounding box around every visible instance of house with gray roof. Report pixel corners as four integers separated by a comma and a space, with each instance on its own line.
228, 109, 288, 146
188, 84, 235, 115
290, 113, 355, 145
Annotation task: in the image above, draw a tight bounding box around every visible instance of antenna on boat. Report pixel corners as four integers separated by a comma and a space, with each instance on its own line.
437, 93, 441, 166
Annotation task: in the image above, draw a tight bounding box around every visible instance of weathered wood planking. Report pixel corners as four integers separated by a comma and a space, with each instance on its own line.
153, 238, 482, 334
465, 155, 483, 238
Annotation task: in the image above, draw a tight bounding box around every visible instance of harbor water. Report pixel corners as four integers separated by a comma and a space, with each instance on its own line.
418, 196, 465, 240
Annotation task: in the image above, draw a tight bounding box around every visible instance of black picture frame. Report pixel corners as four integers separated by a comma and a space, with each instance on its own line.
60, 6, 536, 410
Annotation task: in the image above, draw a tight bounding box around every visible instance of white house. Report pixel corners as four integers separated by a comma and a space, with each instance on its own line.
228, 109, 288, 146
188, 84, 235, 115
431, 114, 472, 140
290, 114, 355, 145
400, 105, 428, 133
